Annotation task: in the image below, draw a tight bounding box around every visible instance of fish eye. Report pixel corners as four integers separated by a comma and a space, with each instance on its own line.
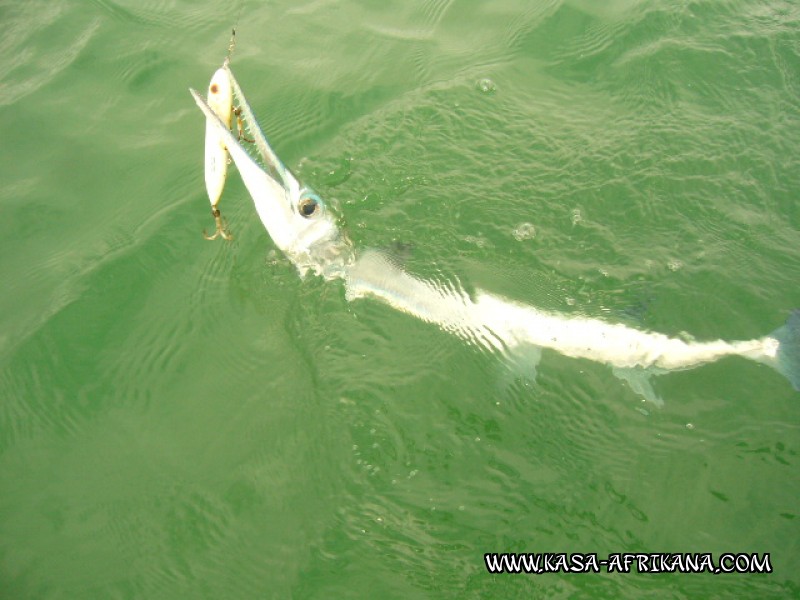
298, 195, 321, 218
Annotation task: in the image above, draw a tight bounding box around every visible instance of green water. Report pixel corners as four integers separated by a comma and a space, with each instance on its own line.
1, 0, 799, 597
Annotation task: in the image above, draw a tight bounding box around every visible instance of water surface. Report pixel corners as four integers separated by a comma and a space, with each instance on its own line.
1, 0, 798, 597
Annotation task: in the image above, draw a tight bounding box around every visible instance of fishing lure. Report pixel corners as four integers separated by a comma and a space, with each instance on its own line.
202, 64, 234, 240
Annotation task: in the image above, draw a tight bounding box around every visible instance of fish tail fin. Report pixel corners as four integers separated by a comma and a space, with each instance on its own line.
769, 310, 800, 391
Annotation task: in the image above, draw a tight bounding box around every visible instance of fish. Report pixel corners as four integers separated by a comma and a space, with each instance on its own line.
189, 64, 799, 405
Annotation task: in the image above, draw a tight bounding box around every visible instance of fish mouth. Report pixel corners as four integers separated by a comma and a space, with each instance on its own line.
190, 65, 352, 278
190, 71, 294, 228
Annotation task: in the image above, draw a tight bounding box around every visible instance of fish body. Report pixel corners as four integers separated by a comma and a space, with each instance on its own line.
189, 65, 799, 404
345, 250, 791, 404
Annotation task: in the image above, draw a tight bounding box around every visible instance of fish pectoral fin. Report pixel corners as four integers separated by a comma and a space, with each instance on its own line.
612, 367, 664, 407
510, 344, 542, 382
496, 344, 543, 395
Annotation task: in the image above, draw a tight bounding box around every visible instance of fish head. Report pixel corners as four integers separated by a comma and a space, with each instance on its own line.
191, 82, 352, 278
255, 175, 350, 279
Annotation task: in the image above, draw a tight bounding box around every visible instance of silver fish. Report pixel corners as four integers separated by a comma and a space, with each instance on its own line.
189, 65, 799, 405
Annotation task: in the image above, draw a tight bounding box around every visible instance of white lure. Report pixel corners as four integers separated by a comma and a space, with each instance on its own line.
203, 67, 233, 209
201, 64, 234, 240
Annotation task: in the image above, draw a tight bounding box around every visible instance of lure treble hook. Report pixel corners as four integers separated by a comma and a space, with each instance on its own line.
203, 207, 233, 241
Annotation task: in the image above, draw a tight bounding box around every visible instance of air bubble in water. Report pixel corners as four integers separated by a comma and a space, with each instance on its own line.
667, 259, 683, 271
513, 222, 536, 241
477, 78, 496, 93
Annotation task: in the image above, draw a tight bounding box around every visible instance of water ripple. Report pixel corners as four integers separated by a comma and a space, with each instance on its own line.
0, 4, 99, 107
